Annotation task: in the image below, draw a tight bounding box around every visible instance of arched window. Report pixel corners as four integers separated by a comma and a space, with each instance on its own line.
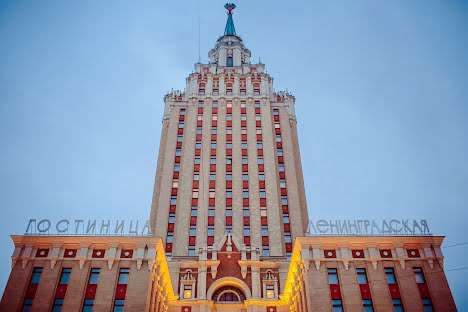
227, 56, 233, 67
212, 285, 246, 303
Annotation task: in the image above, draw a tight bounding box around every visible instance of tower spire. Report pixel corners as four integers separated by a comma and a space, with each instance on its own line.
224, 3, 236, 36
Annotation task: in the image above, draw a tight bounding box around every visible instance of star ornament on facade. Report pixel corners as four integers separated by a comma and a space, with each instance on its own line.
224, 3, 236, 13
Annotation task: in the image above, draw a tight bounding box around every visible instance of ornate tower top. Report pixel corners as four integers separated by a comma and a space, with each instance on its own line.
224, 3, 237, 36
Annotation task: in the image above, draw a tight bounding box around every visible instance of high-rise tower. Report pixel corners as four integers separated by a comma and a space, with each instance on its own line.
150, 4, 308, 261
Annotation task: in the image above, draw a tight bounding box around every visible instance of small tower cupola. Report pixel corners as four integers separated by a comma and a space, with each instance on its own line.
208, 3, 251, 67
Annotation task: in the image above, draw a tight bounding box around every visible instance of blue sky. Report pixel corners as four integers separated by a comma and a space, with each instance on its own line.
0, 0, 467, 308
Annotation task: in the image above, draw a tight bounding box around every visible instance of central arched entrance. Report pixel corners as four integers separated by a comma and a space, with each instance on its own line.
207, 277, 250, 312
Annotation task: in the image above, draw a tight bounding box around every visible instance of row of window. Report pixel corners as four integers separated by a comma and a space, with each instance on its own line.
22, 267, 129, 312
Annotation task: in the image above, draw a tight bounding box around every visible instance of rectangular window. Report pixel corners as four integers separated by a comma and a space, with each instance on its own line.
227, 127, 232, 134
328, 268, 339, 284
413, 267, 425, 284
172, 181, 179, 188
332, 299, 344, 312
243, 190, 249, 198
195, 142, 202, 150
183, 284, 192, 299
167, 232, 174, 243
256, 128, 262, 134
88, 268, 100, 284
257, 142, 263, 149
363, 299, 374, 312
226, 191, 232, 198
211, 142, 217, 149
177, 134, 183, 142
210, 173, 216, 181
262, 225, 268, 236
22, 298, 34, 312
422, 298, 433, 312
226, 157, 232, 164
244, 226, 250, 236
188, 246, 196, 256
59, 268, 71, 284
277, 149, 283, 156
212, 114, 218, 121
174, 164, 180, 172
179, 121, 185, 128
199, 89, 205, 95
226, 225, 232, 235
210, 156, 216, 164
209, 207, 215, 217
170, 196, 177, 206
226, 89, 232, 95
82, 299, 94, 312
199, 101, 204, 107
227, 114, 232, 121
208, 225, 214, 236
196, 128, 202, 134
226, 141, 232, 149
258, 156, 264, 164
213, 89, 219, 95
242, 142, 248, 149
243, 173, 249, 181
385, 268, 396, 284
191, 207, 198, 216
113, 299, 125, 312
278, 164, 285, 172
180, 109, 185, 115
242, 156, 248, 164
31, 267, 43, 284
283, 214, 290, 224
52, 299, 64, 312
190, 225, 197, 236
192, 191, 198, 198
194, 156, 201, 164
243, 208, 250, 217
266, 285, 274, 299
226, 208, 232, 216
285, 232, 292, 243
226, 173, 232, 181
259, 173, 265, 181
213, 101, 218, 107
393, 299, 404, 312
118, 268, 130, 284
212, 128, 217, 134
276, 135, 282, 142
255, 101, 260, 108
255, 114, 261, 121
357, 268, 368, 284
280, 179, 286, 188
176, 148, 182, 156
194, 172, 199, 180
241, 114, 247, 121
260, 189, 266, 198
273, 109, 279, 115
281, 196, 288, 205
241, 128, 247, 134
227, 102, 232, 108
262, 246, 270, 256
240, 89, 246, 95
169, 213, 175, 223
254, 89, 260, 95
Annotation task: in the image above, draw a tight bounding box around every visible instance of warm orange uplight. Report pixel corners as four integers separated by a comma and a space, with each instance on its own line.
183, 290, 192, 299
266, 289, 274, 299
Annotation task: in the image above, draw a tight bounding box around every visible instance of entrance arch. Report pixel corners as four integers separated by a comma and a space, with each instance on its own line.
207, 276, 252, 300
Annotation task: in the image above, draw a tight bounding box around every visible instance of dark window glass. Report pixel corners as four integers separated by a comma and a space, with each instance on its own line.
227, 57, 233, 67
31, 267, 42, 284
332, 299, 343, 312
118, 268, 130, 284
328, 268, 339, 284
363, 299, 374, 312
22, 298, 34, 312
60, 268, 71, 284
393, 299, 404, 312
113, 299, 125, 312
357, 268, 368, 284
82, 299, 94, 312
422, 298, 433, 312
385, 268, 396, 284
89, 268, 100, 284
52, 299, 64, 312
414, 267, 425, 284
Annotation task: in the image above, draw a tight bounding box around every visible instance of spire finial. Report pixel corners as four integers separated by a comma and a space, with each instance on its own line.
224, 3, 237, 36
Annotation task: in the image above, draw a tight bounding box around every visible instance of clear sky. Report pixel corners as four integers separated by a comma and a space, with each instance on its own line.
0, 0, 467, 308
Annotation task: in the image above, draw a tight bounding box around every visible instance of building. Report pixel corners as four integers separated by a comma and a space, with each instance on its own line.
1, 4, 457, 312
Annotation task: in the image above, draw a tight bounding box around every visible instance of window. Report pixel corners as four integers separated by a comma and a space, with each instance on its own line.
243, 189, 249, 198
256, 128, 262, 134
255, 114, 261, 121
212, 127, 217, 134
332, 299, 343, 312
227, 102, 232, 108
194, 156, 201, 164
261, 207, 267, 216
118, 268, 129, 284
244, 226, 250, 236
82, 299, 94, 312
227, 56, 233, 67
254, 89, 260, 95
241, 102, 246, 108
190, 226, 197, 236
422, 298, 433, 312
226, 173, 232, 181
208, 225, 214, 236
180, 109, 186, 115
170, 195, 177, 206
198, 114, 203, 120
195, 142, 202, 150
211, 156, 216, 164
242, 142, 248, 149
281, 196, 288, 205
363, 299, 374, 312
255, 101, 260, 108
241, 128, 247, 134
393, 299, 404, 312
194, 172, 199, 180
191, 207, 198, 216
192, 191, 198, 198
227, 114, 232, 121
226, 191, 232, 198
243, 173, 249, 181
240, 89, 246, 95
277, 149, 283, 156
31, 267, 42, 284
283, 214, 290, 224
88, 268, 100, 284
188, 246, 196, 256
210, 173, 216, 181
226, 141, 232, 149
273, 109, 279, 115
113, 299, 125, 312
52, 299, 64, 312
227, 127, 232, 134
199, 101, 204, 107
285, 232, 291, 243
413, 267, 425, 284
196, 127, 202, 134
167, 232, 174, 243
357, 268, 368, 284
278, 164, 285, 172
169, 213, 175, 223
258, 156, 264, 164
211, 141, 217, 149
262, 225, 268, 236
213, 101, 218, 107
286, 252, 292, 260
60, 268, 71, 284
276, 135, 282, 142
260, 189, 266, 198
227, 89, 232, 95
183, 284, 192, 299
385, 268, 396, 284
177, 134, 183, 142
174, 164, 180, 172
257, 142, 263, 149
209, 207, 215, 217
259, 173, 265, 181
199, 89, 205, 95
176, 148, 182, 156
226, 208, 232, 216
262, 246, 270, 256
328, 268, 339, 284
213, 89, 219, 95
241, 115, 246, 121
22, 298, 34, 312
266, 285, 275, 299
212, 114, 218, 121
280, 179, 286, 188
226, 157, 232, 164
243, 208, 250, 217
179, 121, 185, 128
242, 156, 248, 164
